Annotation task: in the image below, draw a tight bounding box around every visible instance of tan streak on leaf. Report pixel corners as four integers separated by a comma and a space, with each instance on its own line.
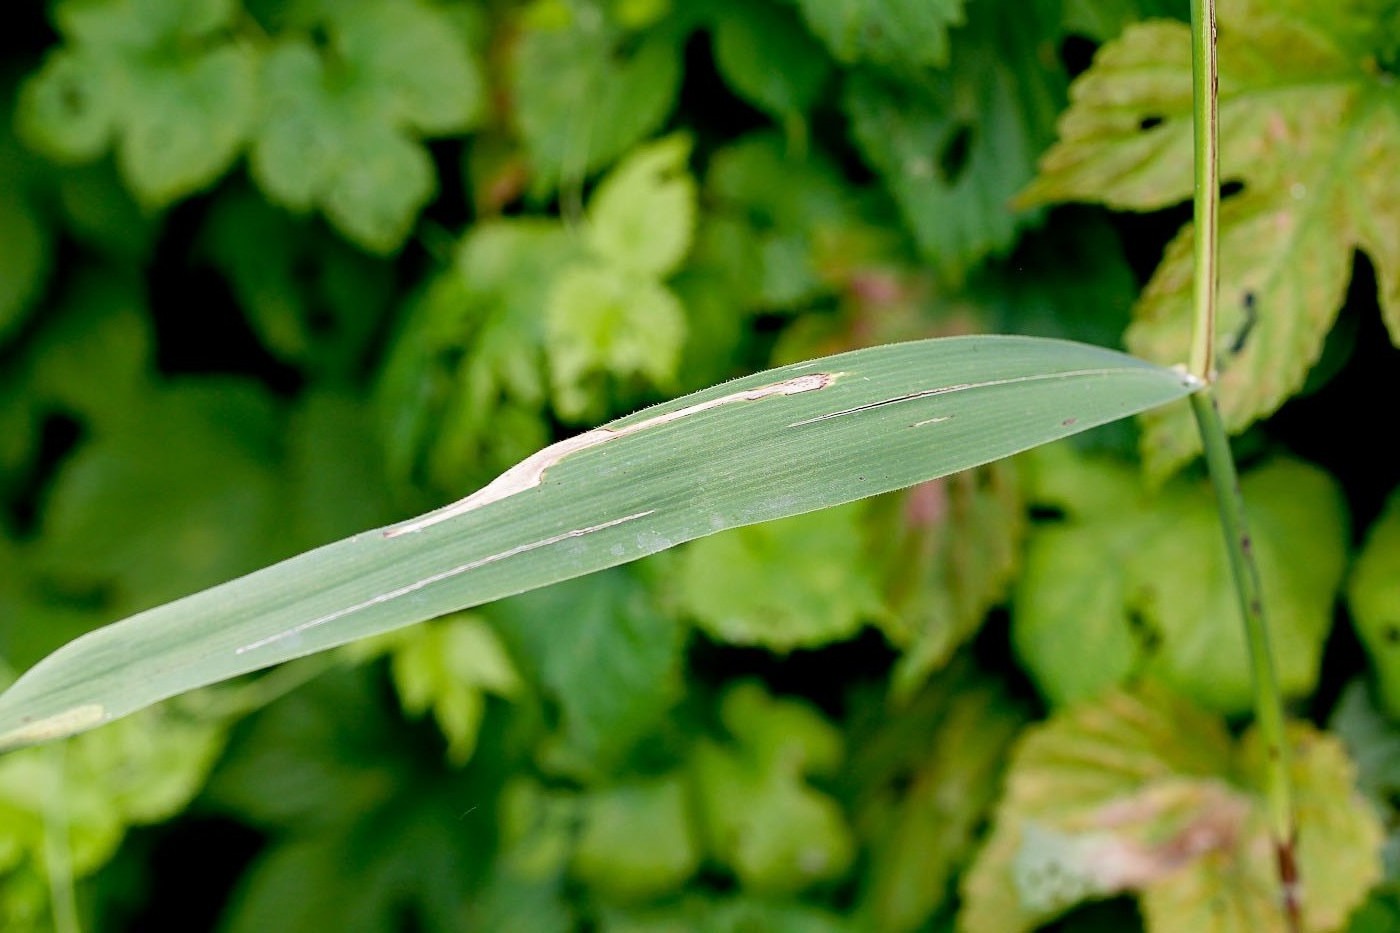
384, 372, 840, 536
239, 510, 657, 655
0, 704, 107, 747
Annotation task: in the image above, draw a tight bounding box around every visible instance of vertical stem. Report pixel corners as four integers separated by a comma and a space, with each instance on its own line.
1190, 392, 1299, 928
1188, 0, 1219, 381
1186, 4, 1298, 926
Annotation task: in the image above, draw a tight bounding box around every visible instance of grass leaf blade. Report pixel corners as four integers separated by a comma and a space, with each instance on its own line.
0, 336, 1197, 749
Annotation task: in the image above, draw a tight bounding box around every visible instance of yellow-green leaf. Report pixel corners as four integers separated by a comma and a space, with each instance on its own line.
18, 0, 257, 208
690, 682, 853, 893
545, 265, 687, 420
678, 503, 885, 652
792, 0, 966, 74
370, 614, 521, 766
571, 774, 700, 901
960, 685, 1383, 933
1020, 2, 1400, 478
1013, 446, 1348, 713
585, 134, 697, 278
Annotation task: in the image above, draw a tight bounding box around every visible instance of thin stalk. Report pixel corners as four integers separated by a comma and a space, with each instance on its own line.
1186, 2, 1299, 927
1188, 0, 1219, 381
1191, 392, 1299, 928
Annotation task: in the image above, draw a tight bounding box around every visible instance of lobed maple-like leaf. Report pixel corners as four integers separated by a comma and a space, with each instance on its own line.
960, 685, 1383, 933
678, 503, 886, 652
546, 136, 696, 420
788, 0, 966, 74
249, 0, 484, 253
509, 5, 682, 197
844, 0, 1066, 283
251, 53, 425, 255
1020, 0, 1400, 478
1012, 446, 1349, 713
17, 0, 257, 209
710, 0, 833, 124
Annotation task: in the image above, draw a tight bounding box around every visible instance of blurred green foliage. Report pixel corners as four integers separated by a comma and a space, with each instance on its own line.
1, 0, 1398, 929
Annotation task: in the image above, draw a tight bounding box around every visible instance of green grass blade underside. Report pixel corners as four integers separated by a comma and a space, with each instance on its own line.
0, 336, 1197, 749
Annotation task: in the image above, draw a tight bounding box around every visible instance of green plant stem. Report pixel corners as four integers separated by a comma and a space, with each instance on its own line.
1190, 392, 1299, 927
1187, 2, 1299, 927
1188, 0, 1219, 381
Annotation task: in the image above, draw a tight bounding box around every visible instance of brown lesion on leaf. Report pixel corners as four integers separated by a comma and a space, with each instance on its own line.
1227, 291, 1259, 356
1021, 781, 1252, 901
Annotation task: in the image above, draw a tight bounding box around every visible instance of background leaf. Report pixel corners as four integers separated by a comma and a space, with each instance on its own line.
584, 134, 696, 279
490, 568, 684, 781
691, 682, 854, 893
510, 2, 683, 196
847, 662, 1026, 930
372, 614, 522, 766
789, 0, 966, 74
962, 686, 1382, 933
248, 0, 483, 252
0, 93, 53, 344
19, 0, 258, 207
873, 463, 1025, 698
0, 707, 225, 929
844, 0, 1066, 281
206, 666, 491, 933
1013, 446, 1348, 713
678, 503, 885, 651
1021, 0, 1400, 476
710, 0, 832, 125
570, 773, 700, 901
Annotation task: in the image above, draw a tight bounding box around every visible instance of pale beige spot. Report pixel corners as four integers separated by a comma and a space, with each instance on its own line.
0, 704, 106, 747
